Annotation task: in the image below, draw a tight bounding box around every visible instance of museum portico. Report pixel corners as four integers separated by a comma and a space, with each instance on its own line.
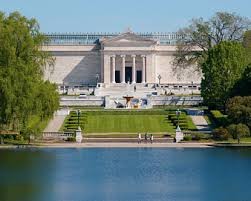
100, 32, 160, 85
106, 54, 146, 84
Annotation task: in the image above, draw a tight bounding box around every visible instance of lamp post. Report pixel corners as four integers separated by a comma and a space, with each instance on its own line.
77, 109, 80, 128
157, 74, 162, 85
191, 81, 194, 96
175, 108, 183, 143
176, 109, 181, 129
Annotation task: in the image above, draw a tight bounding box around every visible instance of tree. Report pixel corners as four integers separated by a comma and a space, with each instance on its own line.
201, 41, 248, 110
227, 123, 250, 143
174, 12, 251, 69
231, 65, 251, 96
243, 30, 251, 64
212, 127, 229, 141
0, 11, 59, 135
226, 96, 251, 128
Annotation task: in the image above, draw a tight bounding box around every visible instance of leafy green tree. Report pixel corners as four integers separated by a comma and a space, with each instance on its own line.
174, 12, 251, 69
0, 11, 59, 135
201, 41, 247, 110
226, 96, 251, 128
231, 65, 251, 96
227, 123, 250, 143
212, 127, 229, 141
243, 30, 251, 64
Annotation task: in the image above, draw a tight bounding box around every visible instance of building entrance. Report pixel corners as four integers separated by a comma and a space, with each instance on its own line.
115, 71, 120, 83
125, 67, 132, 83
136, 70, 142, 83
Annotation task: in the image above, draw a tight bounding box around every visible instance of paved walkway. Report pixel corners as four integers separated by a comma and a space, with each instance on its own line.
44, 113, 67, 132
190, 116, 211, 132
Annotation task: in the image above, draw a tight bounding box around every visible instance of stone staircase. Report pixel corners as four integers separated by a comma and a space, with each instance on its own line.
95, 83, 158, 98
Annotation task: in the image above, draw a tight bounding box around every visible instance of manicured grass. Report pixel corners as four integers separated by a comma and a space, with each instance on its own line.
62, 109, 198, 134
186, 116, 197, 130
85, 114, 175, 133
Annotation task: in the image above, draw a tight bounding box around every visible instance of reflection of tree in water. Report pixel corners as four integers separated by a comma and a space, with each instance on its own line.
0, 149, 56, 201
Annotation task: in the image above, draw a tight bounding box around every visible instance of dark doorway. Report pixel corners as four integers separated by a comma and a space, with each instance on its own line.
125, 67, 132, 83
115, 71, 120, 83
136, 70, 142, 83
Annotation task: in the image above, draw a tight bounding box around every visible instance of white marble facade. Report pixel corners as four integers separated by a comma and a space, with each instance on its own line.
43, 31, 201, 87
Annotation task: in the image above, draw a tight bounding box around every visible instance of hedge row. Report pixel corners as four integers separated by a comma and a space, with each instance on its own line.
84, 111, 171, 116
69, 114, 87, 118
64, 111, 88, 131
210, 110, 228, 127
68, 118, 86, 121
167, 113, 190, 130
65, 121, 86, 125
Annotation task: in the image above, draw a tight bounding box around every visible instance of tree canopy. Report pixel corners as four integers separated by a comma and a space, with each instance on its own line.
174, 12, 251, 69
227, 123, 250, 140
243, 30, 251, 64
201, 41, 247, 110
226, 96, 251, 129
0, 11, 59, 134
231, 64, 251, 96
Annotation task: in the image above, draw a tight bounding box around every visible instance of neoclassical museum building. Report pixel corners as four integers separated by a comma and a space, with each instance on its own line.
43, 30, 201, 93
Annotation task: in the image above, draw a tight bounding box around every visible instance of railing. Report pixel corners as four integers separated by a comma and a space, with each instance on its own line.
42, 132, 74, 140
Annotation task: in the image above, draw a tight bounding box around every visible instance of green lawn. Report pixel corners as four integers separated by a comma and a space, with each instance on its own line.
62, 109, 198, 134
84, 114, 175, 133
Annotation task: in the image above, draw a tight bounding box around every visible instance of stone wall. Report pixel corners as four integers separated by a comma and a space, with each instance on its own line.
60, 96, 105, 106
44, 51, 101, 86
155, 55, 201, 84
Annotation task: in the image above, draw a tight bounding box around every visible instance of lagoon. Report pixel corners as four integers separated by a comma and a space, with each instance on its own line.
0, 148, 251, 201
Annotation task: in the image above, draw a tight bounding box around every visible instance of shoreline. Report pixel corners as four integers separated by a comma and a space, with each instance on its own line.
0, 142, 215, 148
1, 142, 251, 149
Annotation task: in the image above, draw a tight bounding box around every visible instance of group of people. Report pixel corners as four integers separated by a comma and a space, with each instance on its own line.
138, 133, 153, 144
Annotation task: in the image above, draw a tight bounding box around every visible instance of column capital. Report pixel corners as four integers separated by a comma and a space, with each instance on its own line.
141, 55, 146, 58
131, 54, 136, 58
120, 55, 126, 58
111, 55, 116, 58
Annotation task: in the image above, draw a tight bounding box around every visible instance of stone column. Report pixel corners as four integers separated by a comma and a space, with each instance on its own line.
111, 55, 116, 83
103, 54, 111, 84
121, 55, 126, 83
141, 55, 146, 83
131, 55, 136, 84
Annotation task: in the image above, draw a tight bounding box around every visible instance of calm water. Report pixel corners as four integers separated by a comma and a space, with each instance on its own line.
0, 148, 251, 201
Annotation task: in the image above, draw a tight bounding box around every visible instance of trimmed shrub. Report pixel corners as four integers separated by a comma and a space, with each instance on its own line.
212, 127, 229, 141
183, 135, 192, 141
66, 137, 76, 142
192, 133, 202, 141
14, 134, 24, 141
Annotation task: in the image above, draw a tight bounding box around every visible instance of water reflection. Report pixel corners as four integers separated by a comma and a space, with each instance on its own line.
0, 148, 251, 201
0, 149, 56, 201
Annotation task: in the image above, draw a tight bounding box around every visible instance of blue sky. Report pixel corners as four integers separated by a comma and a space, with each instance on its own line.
1, 0, 251, 33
